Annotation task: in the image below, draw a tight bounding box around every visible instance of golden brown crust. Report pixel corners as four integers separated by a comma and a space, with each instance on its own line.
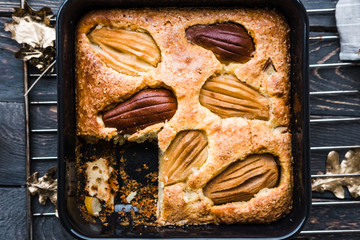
76, 8, 292, 225
159, 183, 214, 225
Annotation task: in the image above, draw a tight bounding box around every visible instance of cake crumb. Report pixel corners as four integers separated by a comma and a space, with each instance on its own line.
126, 191, 137, 203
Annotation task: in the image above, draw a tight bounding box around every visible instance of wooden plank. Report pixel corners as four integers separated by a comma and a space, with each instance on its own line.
296, 234, 360, 239
310, 95, 360, 116
309, 36, 340, 64
0, 17, 24, 103
31, 159, 57, 176
27, 0, 64, 15
32, 195, 56, 214
302, 0, 338, 29
30, 105, 57, 129
0, 0, 63, 14
303, 204, 360, 231
309, 67, 360, 89
33, 216, 74, 240
0, 102, 26, 185
0, 1, 19, 13
28, 76, 57, 102
308, 13, 336, 30
310, 67, 360, 93
310, 151, 331, 174
31, 134, 57, 158
301, 0, 337, 9
310, 118, 360, 148
308, 32, 360, 117
309, 34, 360, 94
28, 104, 58, 178
0, 187, 26, 239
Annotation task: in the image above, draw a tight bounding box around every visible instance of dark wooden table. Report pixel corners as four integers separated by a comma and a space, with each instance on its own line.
1, 0, 359, 239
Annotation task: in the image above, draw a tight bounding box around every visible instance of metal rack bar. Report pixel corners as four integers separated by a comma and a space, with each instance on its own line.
312, 173, 360, 178
306, 8, 336, 13
312, 201, 360, 206
310, 62, 360, 68
310, 117, 360, 123
29, 73, 57, 77
310, 90, 359, 95
31, 157, 57, 160
311, 145, 360, 150
33, 213, 57, 217
30, 101, 57, 105
301, 229, 360, 234
25, 61, 56, 97
31, 129, 57, 133
309, 35, 339, 40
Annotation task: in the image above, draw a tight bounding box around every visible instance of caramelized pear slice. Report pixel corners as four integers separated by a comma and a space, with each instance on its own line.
200, 74, 270, 120
204, 154, 278, 204
88, 27, 161, 75
162, 131, 208, 185
102, 89, 177, 134
186, 22, 255, 64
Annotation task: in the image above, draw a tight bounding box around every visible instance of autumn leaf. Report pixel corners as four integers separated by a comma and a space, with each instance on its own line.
312, 149, 360, 199
4, 1, 55, 71
27, 167, 58, 214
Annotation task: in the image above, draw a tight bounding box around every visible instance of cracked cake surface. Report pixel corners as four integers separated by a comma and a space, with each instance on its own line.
76, 8, 292, 225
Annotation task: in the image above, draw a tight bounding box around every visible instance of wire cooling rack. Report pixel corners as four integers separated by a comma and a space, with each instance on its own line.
22, 5, 360, 240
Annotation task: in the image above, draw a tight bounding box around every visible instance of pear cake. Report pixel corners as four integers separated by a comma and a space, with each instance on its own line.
76, 8, 292, 225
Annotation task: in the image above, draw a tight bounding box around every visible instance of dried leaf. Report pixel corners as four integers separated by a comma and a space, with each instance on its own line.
4, 1, 55, 71
15, 46, 56, 72
312, 149, 360, 199
27, 167, 58, 214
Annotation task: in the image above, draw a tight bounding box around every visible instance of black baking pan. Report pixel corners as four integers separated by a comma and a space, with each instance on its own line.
57, 0, 310, 238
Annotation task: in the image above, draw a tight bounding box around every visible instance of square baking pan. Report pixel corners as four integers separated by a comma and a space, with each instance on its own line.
57, 0, 311, 238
